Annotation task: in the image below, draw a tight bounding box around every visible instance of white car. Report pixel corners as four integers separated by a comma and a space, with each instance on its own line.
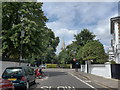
40, 64, 46, 69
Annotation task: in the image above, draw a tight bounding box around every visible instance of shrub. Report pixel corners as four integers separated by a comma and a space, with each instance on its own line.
46, 64, 72, 68
46, 64, 57, 68
60, 64, 72, 68
110, 60, 116, 64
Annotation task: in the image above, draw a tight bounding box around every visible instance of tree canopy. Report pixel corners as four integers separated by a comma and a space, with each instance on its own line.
77, 40, 108, 63
58, 29, 108, 64
74, 29, 96, 46
2, 2, 59, 63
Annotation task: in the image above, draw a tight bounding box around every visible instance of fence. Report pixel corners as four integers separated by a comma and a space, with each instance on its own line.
111, 64, 120, 79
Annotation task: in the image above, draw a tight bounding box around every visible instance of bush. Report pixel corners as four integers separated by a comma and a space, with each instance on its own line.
92, 59, 108, 64
110, 60, 116, 64
46, 64, 72, 68
60, 64, 72, 68
46, 64, 57, 68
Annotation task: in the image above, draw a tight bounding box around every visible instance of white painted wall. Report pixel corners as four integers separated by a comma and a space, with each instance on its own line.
115, 23, 118, 45
81, 65, 85, 72
90, 64, 106, 77
113, 23, 120, 63
84, 61, 88, 73
81, 62, 111, 78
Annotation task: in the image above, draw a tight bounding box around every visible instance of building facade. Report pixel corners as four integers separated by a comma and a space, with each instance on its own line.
109, 16, 120, 63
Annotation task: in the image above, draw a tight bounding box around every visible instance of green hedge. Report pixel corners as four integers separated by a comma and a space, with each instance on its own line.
46, 64, 57, 68
46, 64, 72, 68
60, 64, 72, 68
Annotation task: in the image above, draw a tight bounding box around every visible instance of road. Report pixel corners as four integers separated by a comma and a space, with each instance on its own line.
30, 69, 109, 90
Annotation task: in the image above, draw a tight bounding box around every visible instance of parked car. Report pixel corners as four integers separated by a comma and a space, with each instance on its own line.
2, 66, 36, 90
0, 78, 14, 90
40, 64, 46, 69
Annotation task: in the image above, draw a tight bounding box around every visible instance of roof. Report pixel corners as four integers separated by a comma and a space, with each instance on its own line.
5, 66, 29, 69
5, 67, 22, 69
110, 16, 120, 34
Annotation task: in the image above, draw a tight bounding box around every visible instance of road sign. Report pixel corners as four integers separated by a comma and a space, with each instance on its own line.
73, 58, 76, 61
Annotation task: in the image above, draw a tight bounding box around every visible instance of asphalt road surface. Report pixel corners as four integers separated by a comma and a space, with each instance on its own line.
30, 69, 109, 90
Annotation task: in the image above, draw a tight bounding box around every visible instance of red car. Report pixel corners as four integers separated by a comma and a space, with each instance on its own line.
0, 79, 14, 90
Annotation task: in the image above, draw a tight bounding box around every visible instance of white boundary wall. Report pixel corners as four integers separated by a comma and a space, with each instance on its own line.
81, 62, 111, 78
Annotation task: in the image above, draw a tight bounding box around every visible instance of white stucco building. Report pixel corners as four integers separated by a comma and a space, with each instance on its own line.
108, 16, 120, 63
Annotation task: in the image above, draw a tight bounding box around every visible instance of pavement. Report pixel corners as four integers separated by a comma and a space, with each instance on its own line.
72, 69, 120, 90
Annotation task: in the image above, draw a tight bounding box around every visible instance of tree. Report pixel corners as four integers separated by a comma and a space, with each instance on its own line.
2, 2, 59, 63
58, 29, 108, 64
58, 49, 68, 64
78, 40, 108, 64
74, 29, 96, 46
59, 29, 96, 63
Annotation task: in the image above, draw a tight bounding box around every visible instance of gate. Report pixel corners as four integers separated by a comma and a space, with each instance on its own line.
111, 64, 120, 79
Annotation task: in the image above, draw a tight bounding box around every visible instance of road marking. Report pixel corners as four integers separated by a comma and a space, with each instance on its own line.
44, 76, 48, 80
41, 86, 51, 89
38, 76, 48, 81
69, 73, 97, 90
85, 80, 91, 82
41, 86, 75, 90
57, 86, 75, 90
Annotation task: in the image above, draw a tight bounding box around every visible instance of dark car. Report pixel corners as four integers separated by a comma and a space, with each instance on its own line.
2, 66, 36, 90
0, 79, 14, 90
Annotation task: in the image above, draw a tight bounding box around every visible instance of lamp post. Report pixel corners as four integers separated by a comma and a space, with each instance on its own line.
19, 30, 25, 66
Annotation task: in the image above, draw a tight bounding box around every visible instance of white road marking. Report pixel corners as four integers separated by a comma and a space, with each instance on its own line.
38, 76, 48, 81
44, 76, 48, 80
41, 86, 51, 89
69, 73, 97, 90
41, 86, 75, 90
85, 80, 91, 82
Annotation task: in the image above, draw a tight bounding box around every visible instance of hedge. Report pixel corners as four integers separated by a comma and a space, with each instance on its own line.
60, 64, 72, 68
46, 64, 72, 68
46, 64, 57, 68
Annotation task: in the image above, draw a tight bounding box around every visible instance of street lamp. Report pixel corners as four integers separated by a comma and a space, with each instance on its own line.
19, 30, 25, 65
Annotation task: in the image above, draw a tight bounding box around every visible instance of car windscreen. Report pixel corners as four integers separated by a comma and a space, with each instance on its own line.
3, 68, 23, 76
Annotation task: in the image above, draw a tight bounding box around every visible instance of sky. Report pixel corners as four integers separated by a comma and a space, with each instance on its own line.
40, 2, 118, 54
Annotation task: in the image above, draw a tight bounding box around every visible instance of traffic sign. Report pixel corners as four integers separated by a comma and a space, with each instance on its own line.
73, 58, 76, 61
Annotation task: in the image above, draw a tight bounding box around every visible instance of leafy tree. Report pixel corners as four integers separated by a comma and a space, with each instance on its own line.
65, 42, 78, 63
74, 29, 96, 46
110, 60, 116, 64
78, 40, 108, 64
2, 2, 59, 63
58, 29, 108, 64
58, 49, 68, 64
59, 29, 96, 63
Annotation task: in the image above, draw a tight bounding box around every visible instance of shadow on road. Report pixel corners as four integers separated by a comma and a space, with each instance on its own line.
30, 82, 40, 89
44, 71, 68, 77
